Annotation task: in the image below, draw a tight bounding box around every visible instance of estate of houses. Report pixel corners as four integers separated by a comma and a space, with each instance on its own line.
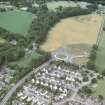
11, 61, 105, 105
0, 67, 15, 100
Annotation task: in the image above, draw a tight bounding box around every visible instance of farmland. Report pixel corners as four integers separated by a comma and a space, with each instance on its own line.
0, 10, 33, 36
67, 44, 92, 65
95, 21, 105, 73
0, 37, 6, 43
92, 80, 105, 100
41, 14, 102, 52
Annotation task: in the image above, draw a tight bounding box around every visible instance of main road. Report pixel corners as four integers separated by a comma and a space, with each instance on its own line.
0, 59, 52, 105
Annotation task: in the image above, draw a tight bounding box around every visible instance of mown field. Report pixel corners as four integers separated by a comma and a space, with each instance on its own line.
41, 14, 102, 52
95, 22, 105, 73
0, 37, 6, 43
0, 10, 33, 36
92, 80, 105, 100
47, 1, 77, 11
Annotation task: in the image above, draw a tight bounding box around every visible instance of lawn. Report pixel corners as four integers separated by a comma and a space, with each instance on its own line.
0, 10, 33, 36
95, 22, 105, 73
92, 80, 105, 100
0, 37, 6, 43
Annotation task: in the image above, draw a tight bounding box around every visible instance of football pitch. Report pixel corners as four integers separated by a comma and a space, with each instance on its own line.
0, 10, 33, 36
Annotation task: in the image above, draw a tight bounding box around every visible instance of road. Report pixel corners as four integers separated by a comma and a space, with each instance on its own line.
0, 59, 52, 105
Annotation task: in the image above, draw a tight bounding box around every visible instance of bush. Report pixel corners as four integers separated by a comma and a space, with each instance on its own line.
81, 86, 93, 95
98, 95, 104, 100
93, 44, 98, 51
102, 69, 105, 76
103, 27, 105, 31
83, 76, 89, 82
87, 60, 95, 70
91, 78, 97, 84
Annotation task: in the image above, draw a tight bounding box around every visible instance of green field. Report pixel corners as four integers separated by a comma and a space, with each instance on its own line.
0, 10, 33, 36
95, 22, 105, 73
0, 37, 6, 43
17, 52, 41, 69
92, 80, 105, 100
47, 1, 77, 11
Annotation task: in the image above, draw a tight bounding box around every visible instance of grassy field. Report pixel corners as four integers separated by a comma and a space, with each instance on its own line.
47, 1, 77, 11
41, 14, 102, 52
17, 52, 41, 69
0, 37, 6, 43
95, 24, 105, 73
92, 80, 105, 100
67, 44, 91, 65
67, 44, 91, 55
0, 10, 33, 36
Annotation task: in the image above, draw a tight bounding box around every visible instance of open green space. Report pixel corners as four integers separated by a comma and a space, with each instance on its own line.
95, 22, 105, 73
92, 80, 105, 100
47, 1, 77, 11
17, 52, 41, 69
0, 10, 33, 36
0, 37, 6, 43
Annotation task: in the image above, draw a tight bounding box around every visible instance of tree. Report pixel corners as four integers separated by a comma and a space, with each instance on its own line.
91, 78, 97, 84
83, 76, 89, 82
102, 69, 105, 76
93, 44, 98, 51
98, 95, 104, 100
103, 27, 105, 31
0, 43, 25, 68
89, 50, 96, 61
81, 86, 93, 95
87, 60, 95, 70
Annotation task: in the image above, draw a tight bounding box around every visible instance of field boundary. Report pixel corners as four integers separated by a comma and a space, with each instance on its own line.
96, 14, 105, 46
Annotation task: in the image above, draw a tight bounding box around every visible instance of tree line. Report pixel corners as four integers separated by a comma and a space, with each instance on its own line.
28, 5, 93, 45
0, 43, 25, 69
87, 44, 98, 70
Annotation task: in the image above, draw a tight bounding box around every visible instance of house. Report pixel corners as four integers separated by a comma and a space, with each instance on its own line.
20, 7, 28, 11
31, 79, 35, 83
98, 4, 105, 14
17, 92, 23, 97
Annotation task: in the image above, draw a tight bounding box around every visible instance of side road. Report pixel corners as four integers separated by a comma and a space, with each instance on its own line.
0, 59, 52, 105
